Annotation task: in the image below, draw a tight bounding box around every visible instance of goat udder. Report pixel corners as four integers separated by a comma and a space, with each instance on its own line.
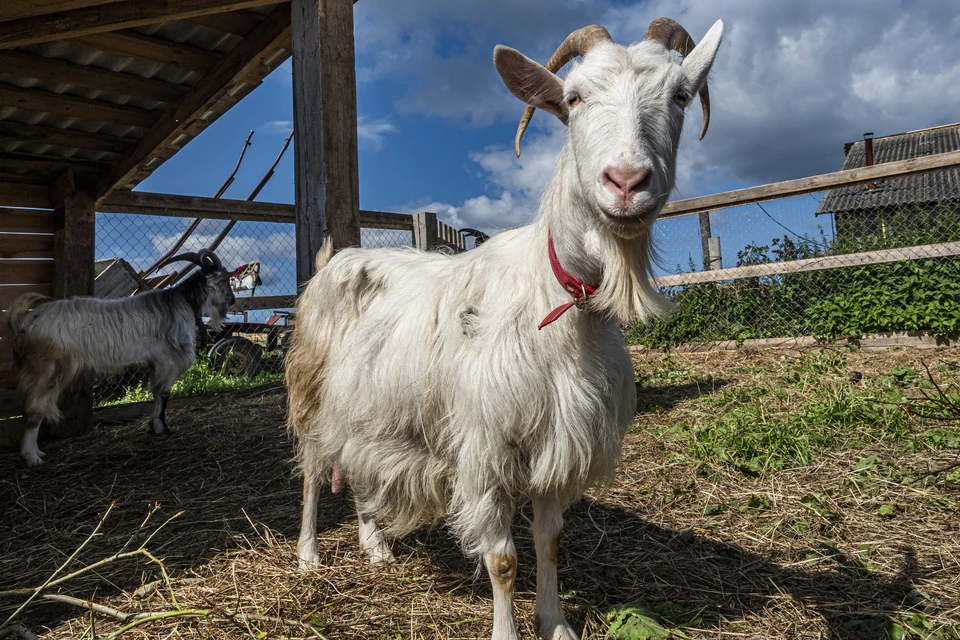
331, 459, 344, 494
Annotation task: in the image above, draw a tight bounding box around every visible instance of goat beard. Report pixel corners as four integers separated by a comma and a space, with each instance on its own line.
204, 303, 227, 332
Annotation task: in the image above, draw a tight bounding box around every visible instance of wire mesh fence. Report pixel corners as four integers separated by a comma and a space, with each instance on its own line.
629, 167, 960, 348
93, 213, 415, 406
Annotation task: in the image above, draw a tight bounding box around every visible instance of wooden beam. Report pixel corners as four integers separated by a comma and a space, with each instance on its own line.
292, 0, 361, 285
96, 4, 293, 201
292, 0, 325, 285
0, 51, 187, 104
190, 10, 264, 37
51, 171, 95, 438
0, 259, 53, 285
100, 190, 295, 222
0, 85, 159, 129
0, 233, 53, 259
413, 211, 439, 251
0, 120, 133, 154
359, 210, 414, 230
0, 0, 125, 23
0, 283, 53, 311
0, 151, 108, 184
100, 191, 418, 231
0, 207, 55, 233
652, 240, 960, 288
0, 0, 282, 49
660, 149, 960, 219
319, 0, 360, 249
71, 30, 222, 74
230, 294, 295, 311
0, 182, 51, 208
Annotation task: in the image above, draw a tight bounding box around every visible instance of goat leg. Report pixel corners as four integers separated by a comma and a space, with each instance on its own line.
357, 502, 395, 564
19, 420, 45, 467
484, 526, 520, 640
532, 495, 576, 640
297, 464, 321, 569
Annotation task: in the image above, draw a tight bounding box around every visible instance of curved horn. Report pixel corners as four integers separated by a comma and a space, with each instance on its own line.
155, 251, 201, 271
514, 24, 612, 157
643, 17, 711, 140
197, 249, 222, 272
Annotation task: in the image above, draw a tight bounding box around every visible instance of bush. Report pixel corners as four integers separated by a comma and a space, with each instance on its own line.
629, 203, 960, 348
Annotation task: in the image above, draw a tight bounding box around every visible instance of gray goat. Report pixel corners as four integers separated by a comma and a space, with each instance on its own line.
5, 249, 234, 466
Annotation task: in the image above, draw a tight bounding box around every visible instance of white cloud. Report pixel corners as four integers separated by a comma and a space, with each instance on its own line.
379, 0, 958, 233
401, 118, 566, 232
357, 116, 398, 150
260, 116, 396, 150
262, 120, 293, 135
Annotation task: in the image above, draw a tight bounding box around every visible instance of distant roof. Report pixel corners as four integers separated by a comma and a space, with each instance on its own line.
816, 122, 960, 215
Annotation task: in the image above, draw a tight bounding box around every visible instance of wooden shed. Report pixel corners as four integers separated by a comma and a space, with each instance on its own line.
0, 0, 361, 446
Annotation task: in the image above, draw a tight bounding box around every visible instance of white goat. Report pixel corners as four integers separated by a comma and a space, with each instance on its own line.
5, 249, 234, 466
287, 17, 723, 640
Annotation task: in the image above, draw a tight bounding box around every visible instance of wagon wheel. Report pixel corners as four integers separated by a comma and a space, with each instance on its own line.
206, 336, 263, 377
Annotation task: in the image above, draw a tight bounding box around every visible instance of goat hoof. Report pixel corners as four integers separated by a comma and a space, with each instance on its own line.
297, 554, 321, 571
366, 547, 396, 565
23, 451, 45, 467
536, 620, 577, 640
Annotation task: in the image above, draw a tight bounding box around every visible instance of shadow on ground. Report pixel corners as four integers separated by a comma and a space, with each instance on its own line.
0, 385, 927, 639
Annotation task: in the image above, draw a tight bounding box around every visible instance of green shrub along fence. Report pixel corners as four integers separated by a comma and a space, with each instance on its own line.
629, 169, 960, 348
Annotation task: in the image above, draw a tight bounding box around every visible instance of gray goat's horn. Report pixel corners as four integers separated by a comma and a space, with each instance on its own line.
643, 17, 711, 140
197, 249, 222, 273
156, 251, 201, 271
514, 24, 612, 157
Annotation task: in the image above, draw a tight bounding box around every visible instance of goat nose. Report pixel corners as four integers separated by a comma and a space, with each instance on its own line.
603, 167, 651, 198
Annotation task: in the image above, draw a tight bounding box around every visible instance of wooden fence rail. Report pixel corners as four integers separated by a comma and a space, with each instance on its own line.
659, 149, 960, 219
653, 240, 960, 287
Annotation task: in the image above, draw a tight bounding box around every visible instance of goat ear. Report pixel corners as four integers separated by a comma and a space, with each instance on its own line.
494, 45, 568, 121
682, 19, 723, 96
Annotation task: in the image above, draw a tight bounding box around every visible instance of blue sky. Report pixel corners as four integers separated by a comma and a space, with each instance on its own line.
114, 0, 960, 292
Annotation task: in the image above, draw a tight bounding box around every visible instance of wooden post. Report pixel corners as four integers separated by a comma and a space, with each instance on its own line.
413, 212, 439, 251
698, 210, 711, 271
51, 170, 95, 438
292, 0, 361, 287
707, 236, 722, 271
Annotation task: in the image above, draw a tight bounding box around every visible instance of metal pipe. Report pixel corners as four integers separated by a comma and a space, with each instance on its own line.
140, 130, 254, 282
161, 130, 296, 288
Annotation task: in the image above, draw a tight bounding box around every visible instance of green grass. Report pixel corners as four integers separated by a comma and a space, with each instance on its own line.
96, 360, 284, 407
634, 349, 960, 475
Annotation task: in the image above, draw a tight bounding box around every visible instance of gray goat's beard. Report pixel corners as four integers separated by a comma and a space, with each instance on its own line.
205, 304, 227, 332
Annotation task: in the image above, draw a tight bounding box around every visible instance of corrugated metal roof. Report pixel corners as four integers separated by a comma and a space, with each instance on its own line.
816, 123, 960, 215
0, 4, 286, 188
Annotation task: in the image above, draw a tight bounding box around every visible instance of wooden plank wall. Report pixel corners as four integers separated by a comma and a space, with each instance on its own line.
0, 206, 55, 446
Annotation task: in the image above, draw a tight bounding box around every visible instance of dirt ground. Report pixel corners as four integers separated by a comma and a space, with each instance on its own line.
1, 346, 958, 639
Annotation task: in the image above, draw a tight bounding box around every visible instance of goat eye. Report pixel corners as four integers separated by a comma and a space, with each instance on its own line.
674, 91, 690, 106
567, 94, 582, 108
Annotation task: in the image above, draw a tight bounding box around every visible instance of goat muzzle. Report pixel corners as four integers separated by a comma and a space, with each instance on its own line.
514, 24, 612, 157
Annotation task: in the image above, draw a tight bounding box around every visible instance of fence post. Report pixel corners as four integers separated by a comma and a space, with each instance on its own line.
413, 212, 439, 251
698, 211, 712, 270
51, 170, 95, 438
707, 236, 722, 271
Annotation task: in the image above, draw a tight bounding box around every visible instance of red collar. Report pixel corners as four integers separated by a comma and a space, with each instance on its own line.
538, 230, 598, 330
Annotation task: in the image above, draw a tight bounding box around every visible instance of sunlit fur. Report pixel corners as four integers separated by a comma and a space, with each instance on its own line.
5, 265, 234, 466
288, 20, 722, 640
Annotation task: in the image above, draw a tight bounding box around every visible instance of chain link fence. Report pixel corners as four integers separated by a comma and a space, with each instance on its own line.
93, 213, 415, 406
629, 167, 960, 348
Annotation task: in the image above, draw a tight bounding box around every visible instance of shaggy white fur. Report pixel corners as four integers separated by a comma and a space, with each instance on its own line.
287, 18, 723, 640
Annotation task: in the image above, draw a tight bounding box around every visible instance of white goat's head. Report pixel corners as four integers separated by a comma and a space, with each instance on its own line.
494, 18, 723, 238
